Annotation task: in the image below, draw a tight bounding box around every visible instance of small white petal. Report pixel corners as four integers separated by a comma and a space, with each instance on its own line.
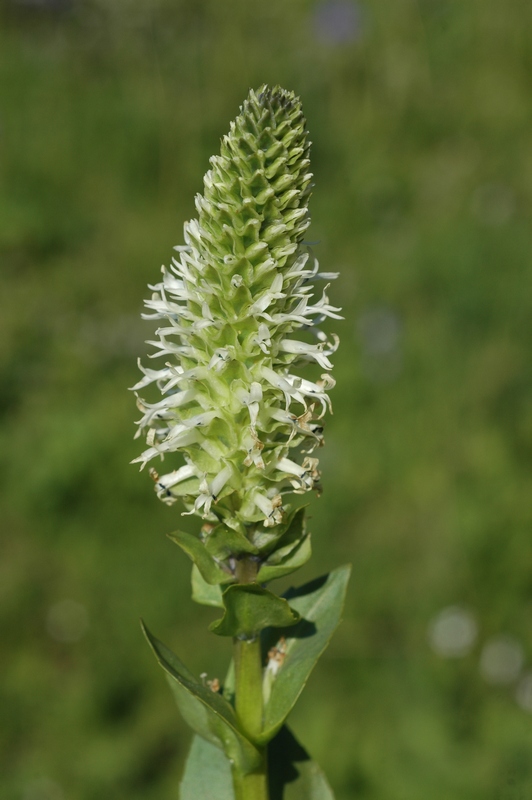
276, 457, 305, 477
279, 339, 334, 370
210, 465, 233, 498
157, 464, 197, 490
208, 349, 232, 371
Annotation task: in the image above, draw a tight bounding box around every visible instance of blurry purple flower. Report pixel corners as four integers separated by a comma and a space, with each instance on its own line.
313, 0, 364, 45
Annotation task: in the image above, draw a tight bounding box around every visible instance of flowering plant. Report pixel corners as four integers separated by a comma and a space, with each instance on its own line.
132, 85, 350, 800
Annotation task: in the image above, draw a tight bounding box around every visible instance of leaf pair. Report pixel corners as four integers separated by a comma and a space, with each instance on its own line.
209, 583, 300, 638
205, 561, 351, 653
143, 565, 351, 764
141, 623, 262, 775
169, 508, 312, 596
228, 566, 351, 744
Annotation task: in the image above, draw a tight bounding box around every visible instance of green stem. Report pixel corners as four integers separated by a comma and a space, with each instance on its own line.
231, 762, 268, 800
231, 554, 268, 799
233, 636, 268, 800
235, 636, 263, 739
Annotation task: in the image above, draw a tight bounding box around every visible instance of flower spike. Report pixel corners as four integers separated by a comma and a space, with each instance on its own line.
132, 85, 339, 539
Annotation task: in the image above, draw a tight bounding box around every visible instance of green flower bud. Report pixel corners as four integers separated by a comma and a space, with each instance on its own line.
131, 85, 340, 543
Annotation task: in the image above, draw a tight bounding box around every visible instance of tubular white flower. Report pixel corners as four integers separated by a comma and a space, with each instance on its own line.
278, 339, 335, 370
253, 491, 284, 527
153, 464, 199, 504
131, 85, 340, 534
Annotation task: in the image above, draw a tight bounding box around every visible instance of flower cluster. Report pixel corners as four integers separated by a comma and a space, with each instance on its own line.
132, 85, 340, 541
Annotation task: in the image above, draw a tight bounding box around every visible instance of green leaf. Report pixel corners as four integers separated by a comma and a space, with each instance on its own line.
260, 508, 306, 563
168, 530, 234, 585
260, 565, 351, 743
203, 523, 259, 559
269, 726, 336, 800
210, 583, 300, 638
257, 533, 311, 582
249, 505, 305, 554
180, 734, 234, 800
191, 564, 224, 607
180, 728, 335, 800
141, 622, 261, 774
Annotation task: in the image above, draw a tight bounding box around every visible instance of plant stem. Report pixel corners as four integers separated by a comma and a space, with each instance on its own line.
232, 555, 268, 799
233, 636, 268, 800
231, 763, 268, 800
235, 636, 263, 739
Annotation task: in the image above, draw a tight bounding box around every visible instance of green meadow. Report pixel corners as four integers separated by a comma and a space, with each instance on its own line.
1, 1, 532, 797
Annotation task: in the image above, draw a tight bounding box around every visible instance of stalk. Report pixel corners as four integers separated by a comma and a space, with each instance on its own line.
233, 550, 268, 800
233, 636, 268, 800
231, 767, 268, 800
235, 636, 264, 740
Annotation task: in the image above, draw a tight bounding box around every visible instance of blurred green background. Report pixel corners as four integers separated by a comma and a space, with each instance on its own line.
1, 0, 532, 797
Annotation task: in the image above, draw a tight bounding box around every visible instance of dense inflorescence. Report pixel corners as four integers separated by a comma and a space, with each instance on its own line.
131, 85, 340, 549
